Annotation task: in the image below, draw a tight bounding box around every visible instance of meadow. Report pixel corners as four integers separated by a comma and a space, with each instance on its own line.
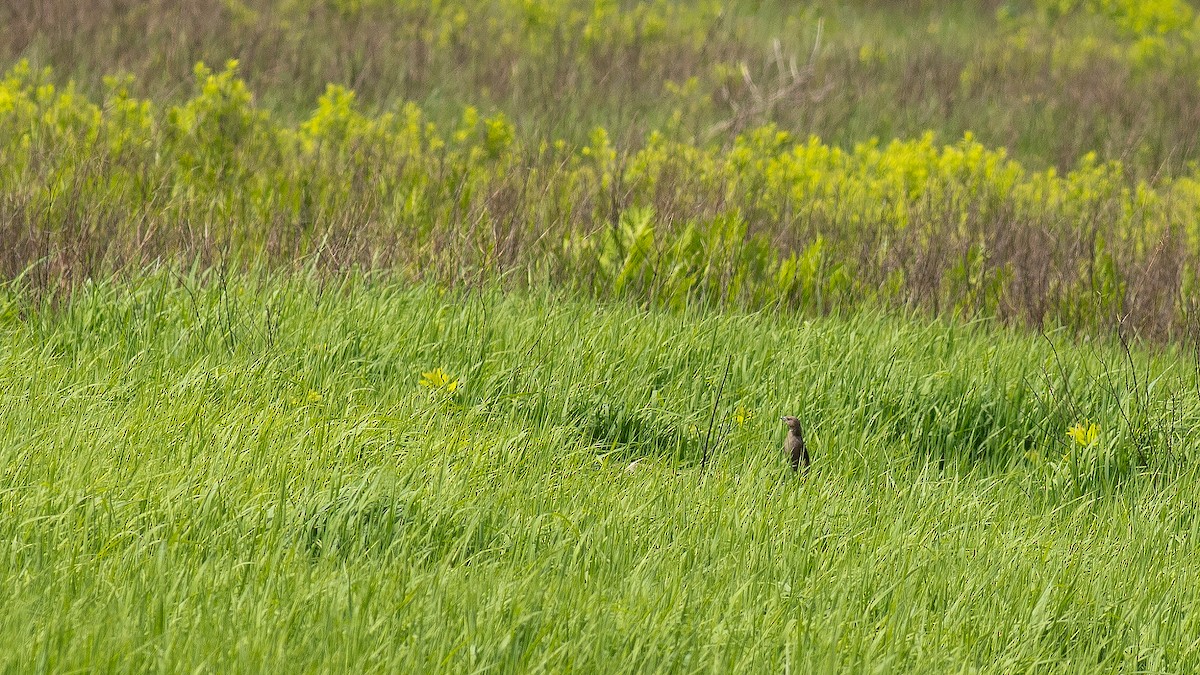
5, 0, 1200, 671
3, 273, 1200, 671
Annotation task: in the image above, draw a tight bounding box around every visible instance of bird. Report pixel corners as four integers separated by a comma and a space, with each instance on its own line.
781, 415, 810, 471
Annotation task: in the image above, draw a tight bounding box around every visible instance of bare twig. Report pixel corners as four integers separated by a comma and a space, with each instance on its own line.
700, 354, 733, 478
706, 21, 825, 141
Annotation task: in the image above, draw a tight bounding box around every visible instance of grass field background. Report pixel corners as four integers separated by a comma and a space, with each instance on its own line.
3, 273, 1200, 670
6, 0, 1200, 671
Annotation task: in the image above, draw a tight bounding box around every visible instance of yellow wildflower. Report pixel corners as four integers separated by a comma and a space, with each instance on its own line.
1066, 421, 1100, 447
733, 404, 754, 427
419, 367, 459, 394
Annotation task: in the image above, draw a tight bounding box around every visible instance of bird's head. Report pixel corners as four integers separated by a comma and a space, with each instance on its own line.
781, 415, 802, 431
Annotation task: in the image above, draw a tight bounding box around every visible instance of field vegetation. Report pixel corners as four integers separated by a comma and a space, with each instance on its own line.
6, 0, 1200, 337
4, 275, 1200, 670
4, 0, 1200, 670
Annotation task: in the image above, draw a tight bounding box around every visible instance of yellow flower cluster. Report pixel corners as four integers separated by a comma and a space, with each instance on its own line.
4, 59, 1200, 333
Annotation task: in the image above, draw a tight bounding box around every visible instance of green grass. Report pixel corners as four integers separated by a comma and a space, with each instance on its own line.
3, 271, 1199, 671
8, 0, 1200, 670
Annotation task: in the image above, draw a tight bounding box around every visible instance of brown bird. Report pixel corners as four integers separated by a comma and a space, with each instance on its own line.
781, 415, 810, 471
